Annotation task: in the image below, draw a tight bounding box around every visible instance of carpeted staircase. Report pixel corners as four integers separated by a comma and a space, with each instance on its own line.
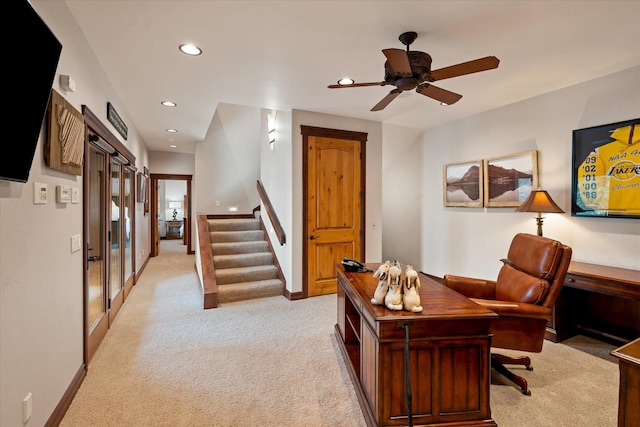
208, 217, 284, 303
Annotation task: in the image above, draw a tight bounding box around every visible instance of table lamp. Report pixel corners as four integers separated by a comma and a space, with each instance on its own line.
516, 189, 564, 236
168, 201, 181, 220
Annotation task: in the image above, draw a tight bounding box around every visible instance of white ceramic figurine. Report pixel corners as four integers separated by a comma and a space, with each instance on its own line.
385, 260, 404, 311
403, 264, 423, 312
371, 260, 391, 305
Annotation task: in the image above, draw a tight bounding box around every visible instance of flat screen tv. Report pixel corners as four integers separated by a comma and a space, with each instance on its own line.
571, 118, 639, 219
0, 0, 62, 183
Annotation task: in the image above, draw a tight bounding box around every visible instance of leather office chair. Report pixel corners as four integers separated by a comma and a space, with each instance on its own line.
443, 233, 572, 395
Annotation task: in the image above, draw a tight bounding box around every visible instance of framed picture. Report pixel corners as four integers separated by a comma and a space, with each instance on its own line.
136, 172, 147, 203
443, 160, 483, 207
571, 118, 639, 219
484, 150, 538, 207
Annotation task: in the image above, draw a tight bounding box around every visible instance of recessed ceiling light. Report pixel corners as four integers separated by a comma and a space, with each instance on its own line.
169, 144, 178, 148
166, 128, 178, 133
161, 101, 177, 107
338, 78, 354, 85
179, 43, 202, 56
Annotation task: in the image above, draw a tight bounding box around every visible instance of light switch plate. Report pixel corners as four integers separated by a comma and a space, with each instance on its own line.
71, 234, 81, 253
71, 187, 80, 204
33, 182, 47, 204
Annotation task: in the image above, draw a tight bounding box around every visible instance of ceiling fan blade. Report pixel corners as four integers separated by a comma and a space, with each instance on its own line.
371, 89, 401, 111
327, 81, 386, 88
416, 84, 462, 105
429, 56, 499, 81
382, 48, 412, 76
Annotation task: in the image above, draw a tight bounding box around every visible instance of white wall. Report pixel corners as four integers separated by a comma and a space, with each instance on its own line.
381, 124, 425, 266
195, 103, 261, 215
413, 66, 640, 280
0, 2, 150, 426
260, 109, 293, 292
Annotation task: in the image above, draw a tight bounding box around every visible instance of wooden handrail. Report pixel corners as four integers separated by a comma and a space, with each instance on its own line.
196, 214, 218, 309
256, 180, 286, 245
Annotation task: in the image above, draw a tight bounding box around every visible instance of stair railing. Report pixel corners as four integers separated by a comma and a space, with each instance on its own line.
196, 214, 218, 308
256, 180, 286, 245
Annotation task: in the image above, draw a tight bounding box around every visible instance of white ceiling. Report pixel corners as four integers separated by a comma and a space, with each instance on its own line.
64, 0, 640, 154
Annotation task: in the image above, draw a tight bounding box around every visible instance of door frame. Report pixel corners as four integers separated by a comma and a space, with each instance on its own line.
301, 125, 367, 298
150, 173, 193, 256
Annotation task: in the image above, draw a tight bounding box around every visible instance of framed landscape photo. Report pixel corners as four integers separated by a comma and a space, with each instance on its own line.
571, 118, 639, 219
484, 150, 538, 207
443, 160, 483, 207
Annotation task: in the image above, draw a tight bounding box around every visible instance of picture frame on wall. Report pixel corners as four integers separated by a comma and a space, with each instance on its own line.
484, 150, 538, 207
443, 160, 483, 207
136, 172, 146, 203
571, 118, 639, 219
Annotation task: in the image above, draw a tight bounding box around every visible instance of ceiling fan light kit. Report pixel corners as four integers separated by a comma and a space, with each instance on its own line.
328, 31, 500, 111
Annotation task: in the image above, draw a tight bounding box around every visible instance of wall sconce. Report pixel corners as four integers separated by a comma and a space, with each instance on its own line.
168, 201, 182, 220
267, 113, 276, 151
516, 189, 565, 236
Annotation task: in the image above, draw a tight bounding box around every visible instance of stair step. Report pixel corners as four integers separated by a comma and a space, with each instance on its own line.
215, 265, 279, 285
209, 229, 264, 243
208, 218, 260, 232
218, 279, 284, 303
213, 252, 273, 269
211, 241, 269, 255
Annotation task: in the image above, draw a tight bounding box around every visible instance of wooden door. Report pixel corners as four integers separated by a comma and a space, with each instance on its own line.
303, 126, 366, 297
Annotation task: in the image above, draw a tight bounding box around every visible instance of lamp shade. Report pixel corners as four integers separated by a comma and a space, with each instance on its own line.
168, 201, 182, 209
516, 190, 564, 214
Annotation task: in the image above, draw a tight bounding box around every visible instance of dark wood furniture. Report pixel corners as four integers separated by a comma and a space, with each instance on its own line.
335, 264, 498, 427
546, 262, 640, 344
611, 337, 640, 427
165, 219, 183, 240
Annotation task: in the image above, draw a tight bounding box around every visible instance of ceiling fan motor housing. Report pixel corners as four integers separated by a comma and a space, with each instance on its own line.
384, 51, 432, 89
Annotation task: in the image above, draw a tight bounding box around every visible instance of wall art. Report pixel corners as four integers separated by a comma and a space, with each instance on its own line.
443, 160, 483, 207
484, 150, 538, 207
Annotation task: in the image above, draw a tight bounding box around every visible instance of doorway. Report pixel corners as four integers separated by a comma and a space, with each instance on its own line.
301, 126, 367, 297
150, 174, 193, 256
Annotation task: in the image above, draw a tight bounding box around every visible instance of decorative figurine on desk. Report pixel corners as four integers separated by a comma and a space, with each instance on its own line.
371, 260, 391, 305
403, 264, 423, 312
385, 260, 404, 311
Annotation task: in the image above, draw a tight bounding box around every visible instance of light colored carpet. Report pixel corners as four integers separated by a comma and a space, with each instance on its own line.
59, 240, 619, 426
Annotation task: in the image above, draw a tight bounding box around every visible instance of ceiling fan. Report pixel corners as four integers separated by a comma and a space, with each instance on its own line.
328, 31, 500, 111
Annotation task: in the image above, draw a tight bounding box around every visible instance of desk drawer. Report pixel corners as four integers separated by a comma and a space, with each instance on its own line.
565, 273, 640, 300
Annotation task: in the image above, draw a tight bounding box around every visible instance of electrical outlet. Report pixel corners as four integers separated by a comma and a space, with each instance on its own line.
33, 182, 47, 204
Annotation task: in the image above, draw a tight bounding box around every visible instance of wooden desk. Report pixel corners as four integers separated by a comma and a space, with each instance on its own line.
335, 264, 498, 427
611, 338, 640, 427
546, 261, 640, 343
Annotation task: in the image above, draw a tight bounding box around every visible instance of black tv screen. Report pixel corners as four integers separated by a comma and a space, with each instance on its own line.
571, 118, 640, 219
1, 0, 62, 182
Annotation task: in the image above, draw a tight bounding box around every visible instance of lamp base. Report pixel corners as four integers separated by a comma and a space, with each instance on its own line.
535, 215, 544, 237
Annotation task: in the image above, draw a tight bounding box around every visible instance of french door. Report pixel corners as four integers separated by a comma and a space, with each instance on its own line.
83, 106, 136, 364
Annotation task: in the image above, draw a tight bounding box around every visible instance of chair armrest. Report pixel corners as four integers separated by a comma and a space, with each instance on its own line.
470, 298, 552, 321
444, 274, 496, 299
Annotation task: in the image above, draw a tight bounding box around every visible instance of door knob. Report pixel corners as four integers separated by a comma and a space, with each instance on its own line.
310, 235, 319, 240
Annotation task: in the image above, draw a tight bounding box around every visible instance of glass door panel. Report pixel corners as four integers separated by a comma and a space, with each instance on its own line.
110, 160, 123, 317
123, 167, 134, 297
86, 145, 108, 362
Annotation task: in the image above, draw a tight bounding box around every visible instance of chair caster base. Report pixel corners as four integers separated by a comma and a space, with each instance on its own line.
491, 353, 532, 396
